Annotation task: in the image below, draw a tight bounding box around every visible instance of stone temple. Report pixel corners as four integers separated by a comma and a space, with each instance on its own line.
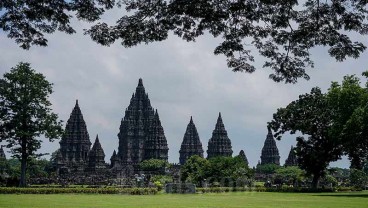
284, 146, 298, 166
207, 113, 233, 159
179, 117, 204, 165
57, 100, 108, 174
260, 127, 280, 165
114, 78, 169, 171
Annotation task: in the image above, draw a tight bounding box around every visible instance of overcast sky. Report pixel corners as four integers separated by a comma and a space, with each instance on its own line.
1, 12, 367, 168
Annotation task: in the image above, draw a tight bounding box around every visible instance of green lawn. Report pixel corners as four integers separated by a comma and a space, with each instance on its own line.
0, 191, 367, 208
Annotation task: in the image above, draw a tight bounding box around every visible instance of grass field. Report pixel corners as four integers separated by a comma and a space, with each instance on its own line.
0, 191, 367, 208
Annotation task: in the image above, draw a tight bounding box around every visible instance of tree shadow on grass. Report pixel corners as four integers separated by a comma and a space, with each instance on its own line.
314, 194, 368, 198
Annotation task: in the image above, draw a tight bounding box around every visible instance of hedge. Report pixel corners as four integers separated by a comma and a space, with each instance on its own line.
0, 187, 158, 195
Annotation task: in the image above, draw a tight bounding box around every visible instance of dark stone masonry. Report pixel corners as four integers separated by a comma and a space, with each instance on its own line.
207, 113, 233, 159
179, 117, 204, 165
260, 127, 280, 165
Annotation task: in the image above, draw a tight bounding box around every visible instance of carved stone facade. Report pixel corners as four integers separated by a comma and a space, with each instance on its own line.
59, 100, 92, 172
116, 78, 169, 167
0, 146, 6, 160
284, 146, 298, 166
260, 127, 280, 165
207, 113, 233, 159
179, 117, 204, 165
57, 100, 108, 175
87, 135, 107, 171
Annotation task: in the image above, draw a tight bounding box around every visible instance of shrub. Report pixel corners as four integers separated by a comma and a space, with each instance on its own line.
0, 187, 158, 195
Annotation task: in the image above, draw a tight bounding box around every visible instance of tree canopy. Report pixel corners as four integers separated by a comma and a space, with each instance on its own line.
180, 155, 253, 187
0, 62, 63, 187
2, 1, 368, 83
269, 73, 368, 188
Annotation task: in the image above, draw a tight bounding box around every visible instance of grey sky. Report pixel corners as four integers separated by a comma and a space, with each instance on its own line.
1, 16, 367, 168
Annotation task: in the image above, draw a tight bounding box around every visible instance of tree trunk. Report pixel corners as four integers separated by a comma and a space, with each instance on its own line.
311, 174, 320, 189
19, 138, 27, 187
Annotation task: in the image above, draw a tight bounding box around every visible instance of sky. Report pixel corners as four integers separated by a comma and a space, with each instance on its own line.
1, 11, 367, 168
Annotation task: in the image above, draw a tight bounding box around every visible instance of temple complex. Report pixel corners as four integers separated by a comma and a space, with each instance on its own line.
179, 117, 204, 165
49, 79, 298, 181
207, 113, 233, 159
284, 146, 298, 166
260, 127, 280, 165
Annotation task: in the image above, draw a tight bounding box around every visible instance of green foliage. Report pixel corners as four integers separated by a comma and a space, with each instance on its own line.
256, 164, 281, 174
181, 155, 253, 187
274, 166, 305, 186
270, 73, 368, 188
150, 175, 173, 185
3, 1, 368, 82
0, 0, 114, 49
323, 175, 338, 188
139, 159, 168, 171
0, 62, 64, 187
350, 169, 368, 189
0, 187, 158, 195
180, 155, 209, 186
153, 181, 163, 191
84, 1, 368, 83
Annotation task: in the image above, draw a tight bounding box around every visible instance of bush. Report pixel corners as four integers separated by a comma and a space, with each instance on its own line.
0, 187, 158, 195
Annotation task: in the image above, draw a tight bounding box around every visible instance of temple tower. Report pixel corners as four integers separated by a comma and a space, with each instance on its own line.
284, 146, 298, 166
179, 117, 204, 165
117, 79, 155, 165
87, 135, 106, 171
207, 113, 233, 159
110, 150, 119, 168
0, 146, 6, 160
238, 150, 249, 165
260, 127, 280, 165
144, 110, 169, 161
59, 100, 91, 171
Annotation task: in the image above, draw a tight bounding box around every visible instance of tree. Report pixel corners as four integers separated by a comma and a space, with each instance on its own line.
327, 74, 368, 170
270, 73, 368, 187
0, 62, 63, 187
274, 166, 305, 186
2, 1, 368, 83
269, 87, 342, 188
0, 0, 114, 49
139, 158, 169, 171
256, 163, 281, 175
350, 169, 367, 189
180, 155, 209, 186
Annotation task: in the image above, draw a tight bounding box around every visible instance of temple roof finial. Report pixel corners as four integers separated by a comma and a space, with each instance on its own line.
190, 116, 193, 123
138, 78, 143, 86
76, 99, 79, 106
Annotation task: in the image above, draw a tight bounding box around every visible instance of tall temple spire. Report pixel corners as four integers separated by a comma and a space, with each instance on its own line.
144, 109, 169, 161
60, 100, 91, 167
110, 150, 119, 168
117, 78, 156, 165
284, 146, 298, 166
260, 127, 280, 165
207, 113, 233, 159
0, 145, 6, 160
179, 116, 204, 165
87, 135, 106, 170
238, 150, 249, 165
